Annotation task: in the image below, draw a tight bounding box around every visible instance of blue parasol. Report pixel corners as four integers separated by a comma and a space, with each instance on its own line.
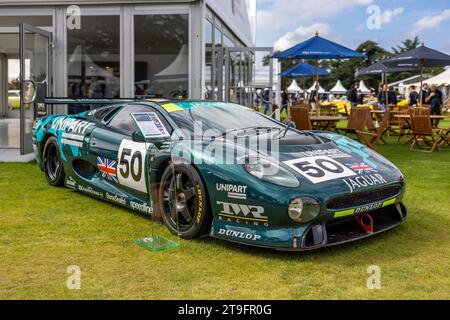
280, 63, 329, 77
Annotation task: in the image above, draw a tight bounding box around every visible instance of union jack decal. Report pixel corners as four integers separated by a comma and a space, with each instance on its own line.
97, 156, 118, 182
346, 162, 377, 175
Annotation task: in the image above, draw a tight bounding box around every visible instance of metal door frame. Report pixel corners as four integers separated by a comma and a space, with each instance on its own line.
19, 22, 53, 155
224, 47, 273, 112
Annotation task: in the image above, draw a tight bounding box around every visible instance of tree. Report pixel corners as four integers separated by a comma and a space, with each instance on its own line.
391, 36, 421, 54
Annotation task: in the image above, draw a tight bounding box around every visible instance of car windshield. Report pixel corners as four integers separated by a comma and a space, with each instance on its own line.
169, 104, 289, 137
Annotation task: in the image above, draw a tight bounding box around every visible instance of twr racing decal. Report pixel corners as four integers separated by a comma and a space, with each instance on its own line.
217, 201, 268, 227
284, 156, 356, 184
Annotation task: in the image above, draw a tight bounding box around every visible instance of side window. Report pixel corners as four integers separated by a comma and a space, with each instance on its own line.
107, 105, 172, 135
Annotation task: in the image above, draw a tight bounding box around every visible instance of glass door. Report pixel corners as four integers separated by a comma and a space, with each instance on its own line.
224, 47, 273, 112
19, 23, 52, 155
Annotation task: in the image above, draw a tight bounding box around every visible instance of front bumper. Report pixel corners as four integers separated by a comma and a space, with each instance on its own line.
211, 201, 407, 251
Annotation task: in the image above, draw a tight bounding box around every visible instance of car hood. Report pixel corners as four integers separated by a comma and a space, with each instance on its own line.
270, 131, 403, 195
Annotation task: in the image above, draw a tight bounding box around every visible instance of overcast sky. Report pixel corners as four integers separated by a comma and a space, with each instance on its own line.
255, 0, 450, 53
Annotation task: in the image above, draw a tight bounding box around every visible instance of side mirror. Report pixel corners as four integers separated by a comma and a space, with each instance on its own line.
132, 130, 146, 142
288, 121, 296, 129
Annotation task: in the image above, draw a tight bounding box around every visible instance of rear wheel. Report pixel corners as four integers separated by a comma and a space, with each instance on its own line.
159, 164, 211, 239
43, 136, 65, 187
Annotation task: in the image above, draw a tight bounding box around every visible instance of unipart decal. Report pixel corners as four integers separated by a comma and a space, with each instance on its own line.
52, 117, 94, 135
297, 148, 351, 159
216, 183, 247, 200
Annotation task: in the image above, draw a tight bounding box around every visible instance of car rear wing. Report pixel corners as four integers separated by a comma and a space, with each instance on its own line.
39, 97, 144, 117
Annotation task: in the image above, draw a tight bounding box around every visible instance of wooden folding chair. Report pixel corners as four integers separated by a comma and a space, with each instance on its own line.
338, 107, 377, 149
290, 106, 312, 130
397, 109, 412, 143
440, 129, 450, 147
410, 114, 443, 153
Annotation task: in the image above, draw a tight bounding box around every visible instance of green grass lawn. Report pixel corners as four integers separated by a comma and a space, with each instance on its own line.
1, 121, 450, 299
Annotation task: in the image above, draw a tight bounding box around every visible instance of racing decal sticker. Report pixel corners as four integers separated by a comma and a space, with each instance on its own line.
284, 156, 356, 184
52, 117, 94, 135
342, 174, 388, 193
216, 183, 247, 200
129, 200, 153, 214
97, 157, 118, 182
117, 139, 148, 193
61, 132, 85, 147
196, 184, 203, 224
77, 185, 104, 198
346, 162, 377, 174
334, 198, 396, 218
218, 228, 261, 241
105, 192, 126, 206
297, 148, 351, 159
66, 176, 77, 189
217, 201, 269, 227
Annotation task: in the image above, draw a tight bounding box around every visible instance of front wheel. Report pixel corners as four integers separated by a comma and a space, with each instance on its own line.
43, 136, 65, 187
159, 164, 211, 239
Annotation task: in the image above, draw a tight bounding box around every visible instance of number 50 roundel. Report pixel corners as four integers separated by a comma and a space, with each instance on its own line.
117, 139, 148, 193
284, 155, 356, 184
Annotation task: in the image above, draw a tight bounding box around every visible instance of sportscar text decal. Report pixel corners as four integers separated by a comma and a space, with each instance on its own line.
117, 139, 148, 193
216, 183, 247, 200
218, 228, 261, 241
342, 174, 387, 193
297, 148, 351, 159
284, 156, 356, 184
217, 201, 268, 227
52, 117, 94, 135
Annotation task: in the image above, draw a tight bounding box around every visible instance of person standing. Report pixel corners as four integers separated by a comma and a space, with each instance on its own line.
420, 83, 430, 105
408, 85, 419, 106
425, 84, 443, 115
280, 87, 289, 116
347, 82, 359, 107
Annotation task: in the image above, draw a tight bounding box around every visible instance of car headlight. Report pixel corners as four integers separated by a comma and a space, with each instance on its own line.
243, 156, 300, 188
288, 197, 320, 223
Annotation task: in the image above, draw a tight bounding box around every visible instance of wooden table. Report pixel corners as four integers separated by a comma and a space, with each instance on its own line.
310, 116, 346, 131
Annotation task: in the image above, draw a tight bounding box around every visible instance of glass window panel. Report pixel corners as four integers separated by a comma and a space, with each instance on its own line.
213, 27, 222, 100
204, 20, 213, 99
134, 14, 189, 99
67, 15, 120, 113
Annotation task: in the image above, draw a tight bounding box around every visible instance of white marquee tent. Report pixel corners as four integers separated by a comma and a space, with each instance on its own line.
307, 81, 326, 94
287, 79, 302, 93
410, 68, 450, 87
330, 80, 347, 94
359, 80, 371, 94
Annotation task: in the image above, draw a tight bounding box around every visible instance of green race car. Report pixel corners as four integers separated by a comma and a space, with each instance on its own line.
33, 99, 407, 250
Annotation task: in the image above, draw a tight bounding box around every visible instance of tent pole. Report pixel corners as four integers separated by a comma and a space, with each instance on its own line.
419, 60, 424, 108
315, 56, 319, 115
385, 73, 389, 108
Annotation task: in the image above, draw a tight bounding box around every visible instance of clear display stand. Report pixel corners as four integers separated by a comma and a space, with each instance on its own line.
132, 112, 181, 252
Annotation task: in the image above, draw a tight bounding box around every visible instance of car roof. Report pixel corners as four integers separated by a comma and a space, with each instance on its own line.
152, 100, 244, 113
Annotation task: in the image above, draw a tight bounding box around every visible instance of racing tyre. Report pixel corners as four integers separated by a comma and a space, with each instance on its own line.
43, 136, 65, 187
159, 163, 211, 239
